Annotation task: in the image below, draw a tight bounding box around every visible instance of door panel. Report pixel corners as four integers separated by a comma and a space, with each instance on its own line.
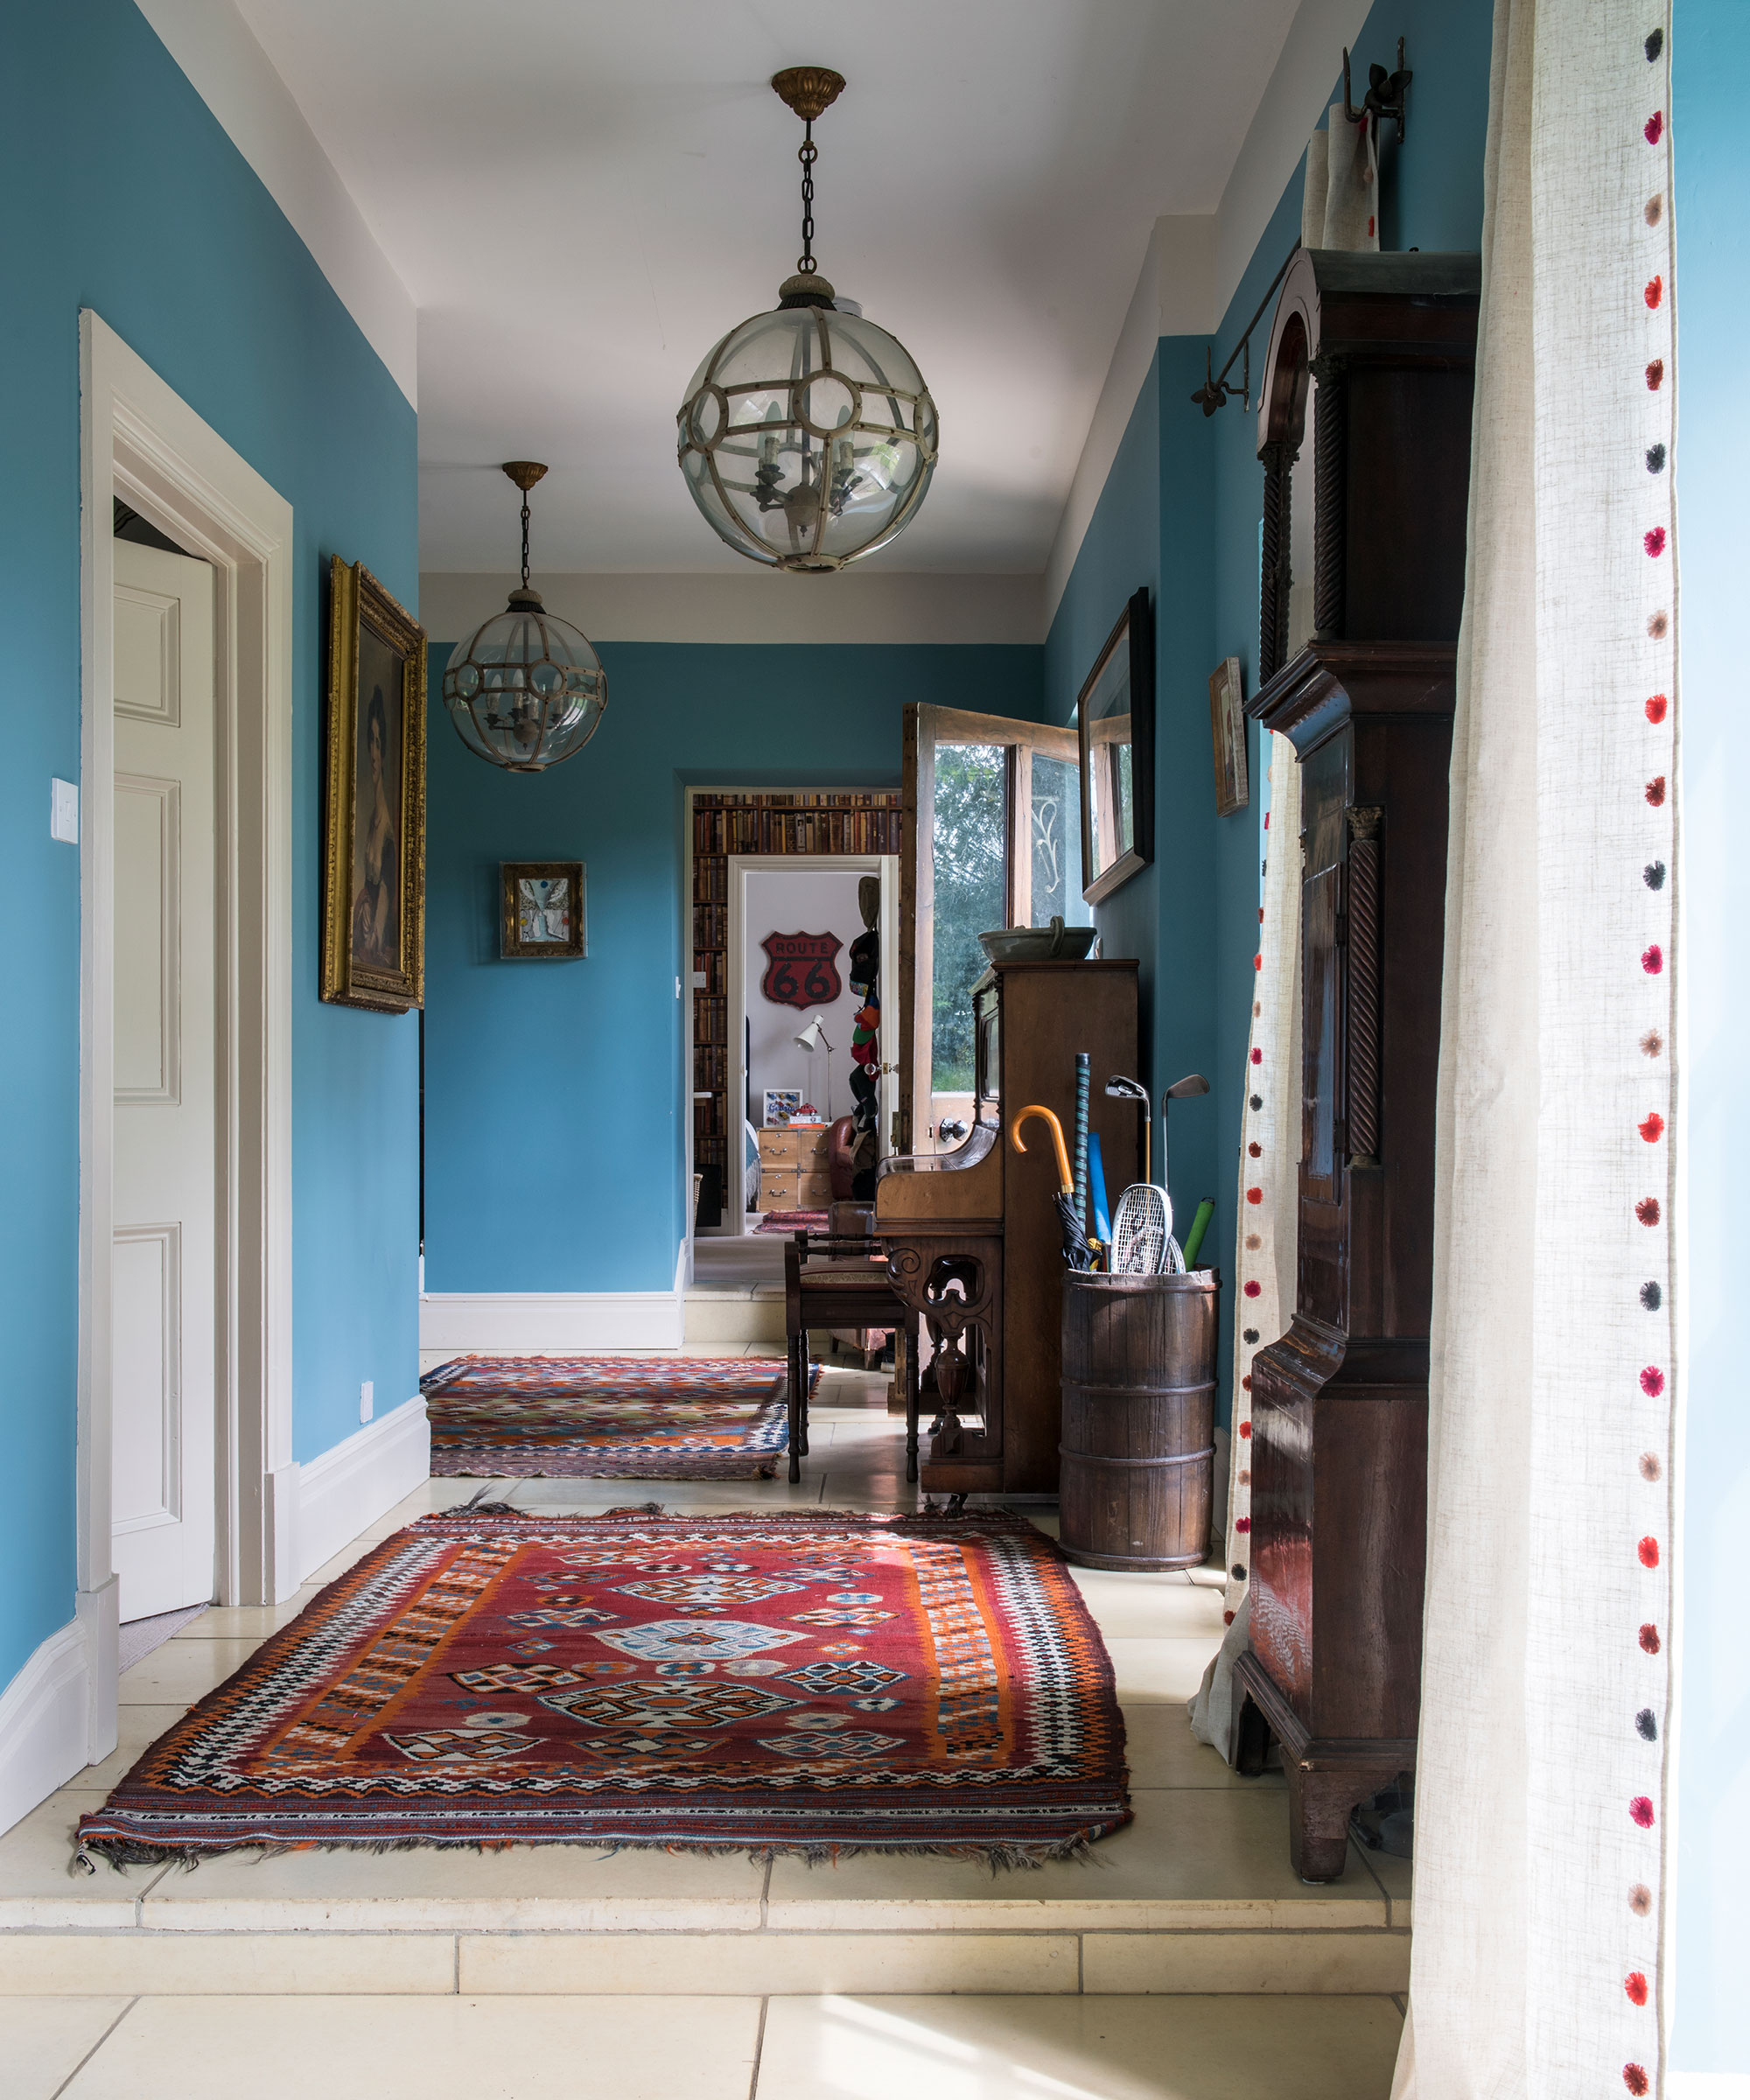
899, 705, 1082, 1156
112, 540, 217, 1621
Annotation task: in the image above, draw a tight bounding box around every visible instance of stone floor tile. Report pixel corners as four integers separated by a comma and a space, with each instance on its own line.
0, 1997, 133, 2100
753, 1992, 1405, 2099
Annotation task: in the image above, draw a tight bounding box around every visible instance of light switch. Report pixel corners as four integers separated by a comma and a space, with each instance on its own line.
50, 778, 79, 844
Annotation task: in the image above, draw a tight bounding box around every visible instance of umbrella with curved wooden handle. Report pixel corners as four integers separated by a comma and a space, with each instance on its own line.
1009, 1104, 1090, 1271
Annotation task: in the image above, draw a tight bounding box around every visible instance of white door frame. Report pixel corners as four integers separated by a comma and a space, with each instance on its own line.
724, 852, 900, 1229
77, 312, 296, 1760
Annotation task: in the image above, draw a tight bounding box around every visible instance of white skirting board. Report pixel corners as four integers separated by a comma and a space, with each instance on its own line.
296, 1393, 430, 1585
421, 1262, 687, 1357
0, 1617, 89, 1838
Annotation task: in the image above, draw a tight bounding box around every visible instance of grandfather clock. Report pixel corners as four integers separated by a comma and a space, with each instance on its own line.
1234, 249, 1480, 1880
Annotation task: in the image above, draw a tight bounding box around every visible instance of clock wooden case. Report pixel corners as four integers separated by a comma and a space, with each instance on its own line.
1234, 248, 1480, 1880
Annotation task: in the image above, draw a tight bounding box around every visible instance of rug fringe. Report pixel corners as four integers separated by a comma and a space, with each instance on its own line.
72, 1822, 1125, 1876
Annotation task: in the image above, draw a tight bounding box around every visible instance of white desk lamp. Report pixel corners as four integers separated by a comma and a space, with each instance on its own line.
792, 1015, 836, 1120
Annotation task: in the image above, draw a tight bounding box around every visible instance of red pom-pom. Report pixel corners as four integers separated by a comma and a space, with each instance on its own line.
1645, 694, 1668, 724
1646, 776, 1666, 806
1246, 1186, 1263, 1205
1643, 276, 1663, 312
1625, 1972, 1648, 2008
1642, 945, 1663, 975
1640, 1112, 1664, 1143
1644, 526, 1667, 556
1638, 1536, 1660, 1568
1641, 1367, 1666, 1397
1250, 1047, 1263, 1065
1625, 2068, 1650, 2097
1243, 1279, 1261, 1298
1240, 1420, 1252, 1439
1236, 1517, 1251, 1533
1639, 1623, 1661, 1655
1635, 1198, 1661, 1226
1644, 110, 1663, 144
1629, 1796, 1656, 1829
1646, 359, 1664, 389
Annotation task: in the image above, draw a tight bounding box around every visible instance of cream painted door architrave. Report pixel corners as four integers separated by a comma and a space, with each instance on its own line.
111, 541, 218, 1621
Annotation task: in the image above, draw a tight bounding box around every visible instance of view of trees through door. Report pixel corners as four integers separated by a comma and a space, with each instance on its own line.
900, 708, 1088, 1156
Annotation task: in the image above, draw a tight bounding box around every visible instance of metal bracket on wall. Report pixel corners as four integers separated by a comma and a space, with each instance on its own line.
1342, 38, 1412, 144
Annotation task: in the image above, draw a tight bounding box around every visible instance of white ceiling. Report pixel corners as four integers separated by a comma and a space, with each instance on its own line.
235, 0, 1300, 575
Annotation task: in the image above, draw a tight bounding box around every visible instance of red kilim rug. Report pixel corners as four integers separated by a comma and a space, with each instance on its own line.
753, 1209, 829, 1235
418, 1356, 819, 1479
76, 1508, 1130, 1866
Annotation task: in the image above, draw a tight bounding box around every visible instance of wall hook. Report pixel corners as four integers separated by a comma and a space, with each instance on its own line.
1342, 37, 1411, 144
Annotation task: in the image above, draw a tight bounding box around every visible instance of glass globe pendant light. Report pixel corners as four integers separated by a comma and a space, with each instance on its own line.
677, 68, 938, 574
440, 462, 607, 772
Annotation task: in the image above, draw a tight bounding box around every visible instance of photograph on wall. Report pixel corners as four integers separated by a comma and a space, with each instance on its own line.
1208, 654, 1250, 817
500, 861, 587, 960
321, 556, 425, 1012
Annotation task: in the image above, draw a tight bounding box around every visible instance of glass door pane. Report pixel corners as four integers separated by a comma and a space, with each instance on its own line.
1027, 751, 1091, 927
930, 744, 1007, 1102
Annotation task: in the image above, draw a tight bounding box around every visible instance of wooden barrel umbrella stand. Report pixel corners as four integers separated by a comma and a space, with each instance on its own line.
1059, 1270, 1221, 1571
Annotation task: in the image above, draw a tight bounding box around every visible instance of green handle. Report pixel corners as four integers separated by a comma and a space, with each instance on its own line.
1180, 1198, 1215, 1270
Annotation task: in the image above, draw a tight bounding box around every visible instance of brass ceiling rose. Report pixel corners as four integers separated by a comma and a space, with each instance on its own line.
500, 460, 550, 493
770, 66, 844, 123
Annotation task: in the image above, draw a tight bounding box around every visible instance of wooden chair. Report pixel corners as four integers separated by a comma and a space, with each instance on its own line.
782, 1234, 914, 1486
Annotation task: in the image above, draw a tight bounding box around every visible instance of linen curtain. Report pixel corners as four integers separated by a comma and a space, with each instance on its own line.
1393, 3, 1680, 2093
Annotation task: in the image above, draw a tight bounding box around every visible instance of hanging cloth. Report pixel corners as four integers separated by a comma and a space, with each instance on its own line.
1390, 3, 1679, 2091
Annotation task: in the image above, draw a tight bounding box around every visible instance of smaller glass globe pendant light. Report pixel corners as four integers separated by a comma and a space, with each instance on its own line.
439, 462, 607, 772
677, 67, 938, 573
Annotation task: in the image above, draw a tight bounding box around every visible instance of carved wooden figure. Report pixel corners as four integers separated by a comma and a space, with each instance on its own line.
1234, 248, 1480, 1881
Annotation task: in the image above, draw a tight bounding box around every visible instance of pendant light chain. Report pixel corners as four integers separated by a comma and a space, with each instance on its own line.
797, 119, 818, 276
520, 491, 532, 591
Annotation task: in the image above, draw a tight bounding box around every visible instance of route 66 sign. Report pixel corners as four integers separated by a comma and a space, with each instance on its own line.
760, 931, 842, 1010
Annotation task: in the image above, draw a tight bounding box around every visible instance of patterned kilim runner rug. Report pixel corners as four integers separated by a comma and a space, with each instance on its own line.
418, 1355, 819, 1479
76, 1507, 1130, 1866
753, 1208, 829, 1235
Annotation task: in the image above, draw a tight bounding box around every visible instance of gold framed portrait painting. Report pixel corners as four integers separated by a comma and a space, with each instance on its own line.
321, 557, 426, 1012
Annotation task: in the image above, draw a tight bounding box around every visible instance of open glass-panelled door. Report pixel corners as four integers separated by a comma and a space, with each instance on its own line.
897, 704, 1085, 1157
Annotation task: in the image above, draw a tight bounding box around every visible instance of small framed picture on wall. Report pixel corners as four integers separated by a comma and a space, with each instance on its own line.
500, 861, 586, 960
1208, 655, 1250, 816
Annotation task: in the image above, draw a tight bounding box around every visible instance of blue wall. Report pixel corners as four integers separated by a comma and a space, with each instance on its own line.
0, 0, 419, 1686
422, 642, 1044, 1293
1043, 0, 1493, 1429
1672, 0, 1749, 2071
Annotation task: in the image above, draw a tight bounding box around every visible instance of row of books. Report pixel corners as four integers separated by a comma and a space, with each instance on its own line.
693, 1045, 726, 1093
691, 903, 727, 949
692, 951, 727, 996
694, 995, 728, 1046
691, 802, 903, 858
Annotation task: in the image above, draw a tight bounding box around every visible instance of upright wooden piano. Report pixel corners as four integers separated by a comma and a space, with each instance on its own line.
876, 958, 1138, 1495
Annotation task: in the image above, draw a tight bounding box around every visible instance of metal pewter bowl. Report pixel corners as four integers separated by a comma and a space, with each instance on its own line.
978, 915, 1099, 965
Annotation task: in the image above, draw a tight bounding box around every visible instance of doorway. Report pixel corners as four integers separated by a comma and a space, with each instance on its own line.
78, 312, 297, 1764
725, 854, 900, 1230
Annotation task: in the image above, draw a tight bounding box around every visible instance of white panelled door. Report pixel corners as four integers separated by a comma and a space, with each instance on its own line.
111, 540, 217, 1620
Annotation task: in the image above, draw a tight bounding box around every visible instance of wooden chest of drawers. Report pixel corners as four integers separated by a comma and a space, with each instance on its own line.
756, 1125, 830, 1213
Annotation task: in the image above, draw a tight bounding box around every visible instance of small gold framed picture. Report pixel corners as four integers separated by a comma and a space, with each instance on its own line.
320, 557, 425, 1012
501, 862, 587, 960
1208, 654, 1250, 817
